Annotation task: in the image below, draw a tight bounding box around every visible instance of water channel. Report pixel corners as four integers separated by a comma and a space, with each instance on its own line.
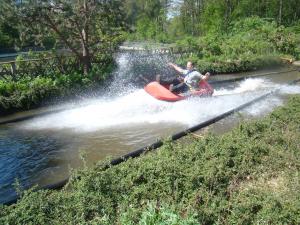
0, 53, 300, 204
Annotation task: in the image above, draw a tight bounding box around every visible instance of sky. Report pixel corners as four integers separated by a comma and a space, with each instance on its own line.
167, 0, 183, 19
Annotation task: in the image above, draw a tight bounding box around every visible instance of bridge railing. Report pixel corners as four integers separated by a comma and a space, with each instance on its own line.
0, 47, 194, 80
118, 45, 195, 55
0, 55, 81, 80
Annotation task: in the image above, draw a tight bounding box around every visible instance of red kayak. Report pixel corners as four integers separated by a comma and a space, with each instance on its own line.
144, 80, 214, 102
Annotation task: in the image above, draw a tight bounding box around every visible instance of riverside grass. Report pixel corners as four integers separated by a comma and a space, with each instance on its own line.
1, 95, 300, 224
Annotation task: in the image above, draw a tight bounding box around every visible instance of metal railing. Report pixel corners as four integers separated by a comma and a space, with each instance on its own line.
0, 56, 81, 80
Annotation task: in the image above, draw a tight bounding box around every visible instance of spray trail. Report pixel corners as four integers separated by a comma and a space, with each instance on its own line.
213, 78, 273, 96
21, 77, 299, 132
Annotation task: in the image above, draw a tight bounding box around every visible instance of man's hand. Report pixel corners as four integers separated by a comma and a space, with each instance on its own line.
167, 62, 184, 73
167, 62, 176, 68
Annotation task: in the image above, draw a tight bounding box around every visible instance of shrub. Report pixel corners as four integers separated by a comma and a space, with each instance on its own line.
174, 17, 297, 73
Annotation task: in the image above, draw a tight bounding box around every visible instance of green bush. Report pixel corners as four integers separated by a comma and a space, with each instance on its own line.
0, 52, 116, 114
0, 76, 59, 111
173, 17, 298, 73
119, 202, 198, 225
0, 70, 105, 114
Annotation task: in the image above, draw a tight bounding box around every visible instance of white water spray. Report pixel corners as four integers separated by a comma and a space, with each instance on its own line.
213, 78, 273, 96
21, 76, 300, 133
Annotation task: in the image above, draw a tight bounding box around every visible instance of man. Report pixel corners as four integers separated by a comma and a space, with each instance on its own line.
157, 61, 211, 93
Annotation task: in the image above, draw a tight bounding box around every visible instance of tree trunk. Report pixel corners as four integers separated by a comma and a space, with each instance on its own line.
81, 28, 91, 75
82, 0, 91, 75
224, 0, 231, 31
278, 0, 283, 25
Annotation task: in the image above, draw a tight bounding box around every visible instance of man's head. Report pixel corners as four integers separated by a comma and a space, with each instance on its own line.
186, 61, 194, 71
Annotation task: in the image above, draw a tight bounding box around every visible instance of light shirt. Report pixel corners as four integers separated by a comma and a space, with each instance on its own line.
182, 69, 204, 89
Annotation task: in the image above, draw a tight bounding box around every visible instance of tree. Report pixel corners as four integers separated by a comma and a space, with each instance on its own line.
0, 21, 19, 50
0, 2, 20, 50
124, 0, 170, 41
1, 0, 126, 74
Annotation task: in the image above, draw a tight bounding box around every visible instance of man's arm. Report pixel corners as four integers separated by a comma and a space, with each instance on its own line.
168, 62, 184, 74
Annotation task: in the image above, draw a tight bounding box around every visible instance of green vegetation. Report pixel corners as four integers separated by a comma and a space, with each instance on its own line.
1, 94, 299, 224
124, 0, 300, 41
0, 1, 125, 73
0, 58, 115, 115
0, 1, 125, 114
0, 18, 19, 50
0, 74, 86, 115
123, 0, 300, 72
175, 17, 298, 73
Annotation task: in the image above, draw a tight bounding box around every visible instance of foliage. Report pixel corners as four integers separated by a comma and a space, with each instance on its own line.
123, 0, 300, 68
174, 17, 298, 73
125, 1, 169, 43
0, 61, 115, 115
0, 7, 20, 50
119, 202, 198, 225
0, 29, 13, 49
124, 0, 300, 41
0, 76, 57, 112
1, 94, 300, 224
0, 0, 126, 73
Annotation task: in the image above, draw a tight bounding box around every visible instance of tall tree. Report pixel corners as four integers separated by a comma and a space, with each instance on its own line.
124, 0, 170, 41
177, 0, 202, 35
1, 0, 126, 74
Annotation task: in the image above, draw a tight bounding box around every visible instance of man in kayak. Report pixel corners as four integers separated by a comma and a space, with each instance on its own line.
157, 61, 211, 93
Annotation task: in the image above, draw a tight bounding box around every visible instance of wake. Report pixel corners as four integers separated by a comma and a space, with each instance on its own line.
20, 77, 300, 132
